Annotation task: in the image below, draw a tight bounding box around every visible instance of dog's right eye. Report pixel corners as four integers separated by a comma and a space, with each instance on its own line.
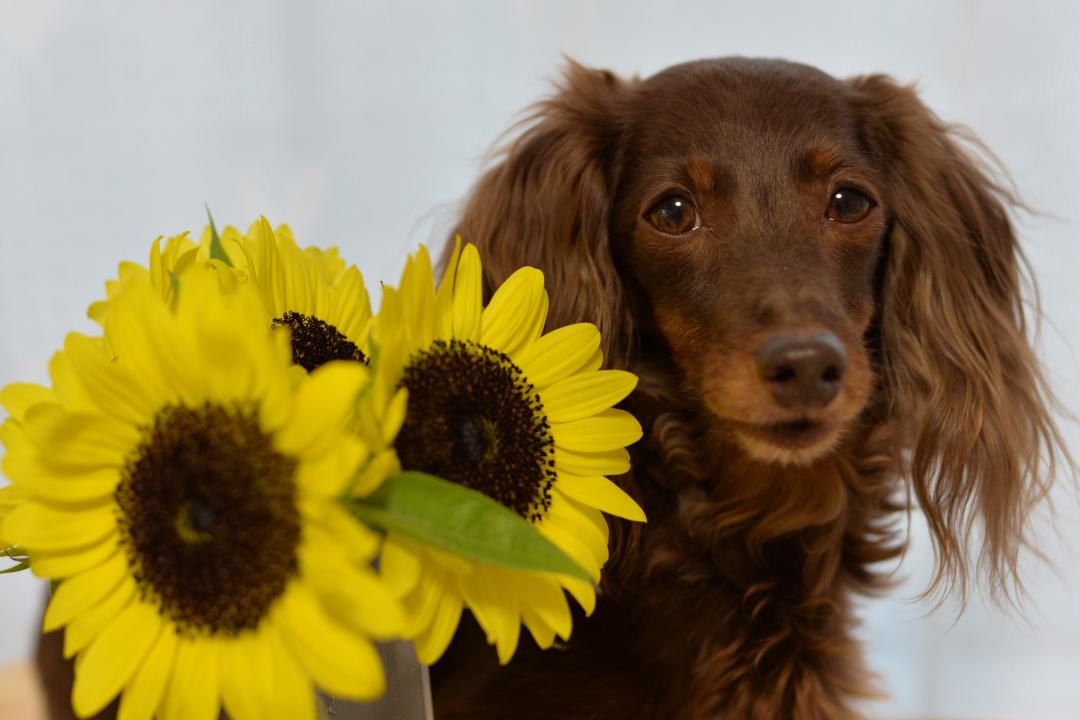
645, 195, 700, 235
826, 188, 874, 223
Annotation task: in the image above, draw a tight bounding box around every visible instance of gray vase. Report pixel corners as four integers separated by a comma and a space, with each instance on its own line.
316, 641, 433, 720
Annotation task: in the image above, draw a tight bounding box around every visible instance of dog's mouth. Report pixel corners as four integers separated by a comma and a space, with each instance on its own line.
736, 418, 834, 451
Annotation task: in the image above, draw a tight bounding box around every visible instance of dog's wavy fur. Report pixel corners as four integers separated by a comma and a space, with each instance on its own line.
429, 59, 1067, 719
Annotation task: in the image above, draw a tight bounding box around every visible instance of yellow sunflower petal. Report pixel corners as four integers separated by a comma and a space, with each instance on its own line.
558, 491, 610, 542
0, 417, 19, 450
550, 408, 642, 453
542, 370, 638, 423
400, 569, 446, 642
554, 446, 631, 477
160, 637, 220, 720
72, 600, 162, 718
350, 448, 400, 498
48, 348, 97, 414
87, 300, 108, 324
0, 485, 18, 547
44, 551, 129, 632
64, 575, 136, 658
104, 281, 200, 405
250, 216, 290, 318
279, 234, 315, 318
480, 267, 546, 357
312, 502, 380, 562
294, 433, 368, 497
556, 473, 646, 522
501, 568, 571, 642
521, 605, 557, 649
276, 361, 368, 458
537, 522, 602, 581
435, 236, 463, 339
380, 536, 422, 597
515, 324, 602, 388
450, 244, 483, 342
328, 266, 372, 343
369, 287, 408, 418
63, 333, 157, 424
224, 620, 319, 720
4, 502, 115, 552
318, 563, 405, 641
175, 268, 290, 399
0, 382, 53, 422
32, 532, 120, 580
275, 584, 386, 701
462, 568, 521, 665
544, 497, 609, 570
558, 575, 597, 616
402, 247, 437, 349
381, 387, 408, 446
221, 632, 270, 720
299, 532, 403, 639
580, 346, 604, 373
116, 624, 177, 720
22, 404, 137, 469
264, 625, 316, 720
413, 587, 463, 666
2, 446, 119, 502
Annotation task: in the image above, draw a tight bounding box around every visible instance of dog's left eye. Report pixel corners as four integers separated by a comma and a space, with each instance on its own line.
826, 188, 873, 223
645, 195, 700, 235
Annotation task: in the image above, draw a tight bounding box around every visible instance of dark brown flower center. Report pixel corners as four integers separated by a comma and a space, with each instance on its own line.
115, 403, 300, 635
272, 311, 366, 372
393, 339, 556, 521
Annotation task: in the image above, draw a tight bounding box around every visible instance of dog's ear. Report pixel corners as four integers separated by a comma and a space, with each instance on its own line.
850, 75, 1066, 602
448, 60, 634, 366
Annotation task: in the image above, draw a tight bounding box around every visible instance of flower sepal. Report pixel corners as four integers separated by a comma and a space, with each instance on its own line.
0, 546, 29, 574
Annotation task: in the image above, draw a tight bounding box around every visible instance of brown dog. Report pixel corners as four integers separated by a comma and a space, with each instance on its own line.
429, 58, 1066, 719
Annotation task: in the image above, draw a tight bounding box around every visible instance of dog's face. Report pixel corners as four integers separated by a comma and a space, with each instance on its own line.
611, 62, 884, 465
458, 57, 1058, 595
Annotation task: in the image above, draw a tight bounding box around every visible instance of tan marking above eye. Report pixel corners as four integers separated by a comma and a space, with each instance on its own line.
686, 159, 716, 195
645, 195, 700, 235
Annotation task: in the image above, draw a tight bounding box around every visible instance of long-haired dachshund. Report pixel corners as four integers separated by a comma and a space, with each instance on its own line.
429, 58, 1067, 719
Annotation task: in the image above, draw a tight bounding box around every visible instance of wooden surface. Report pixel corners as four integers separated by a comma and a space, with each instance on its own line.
0, 662, 46, 720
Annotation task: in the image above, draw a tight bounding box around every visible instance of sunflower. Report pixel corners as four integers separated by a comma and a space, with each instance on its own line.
1, 269, 402, 720
88, 219, 373, 376
234, 218, 373, 373
369, 241, 645, 664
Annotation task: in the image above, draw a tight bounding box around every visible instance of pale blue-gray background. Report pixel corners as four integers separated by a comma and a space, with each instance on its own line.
1, 2, 1078, 718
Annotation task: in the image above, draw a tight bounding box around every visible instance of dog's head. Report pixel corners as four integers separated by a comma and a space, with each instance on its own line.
453, 58, 1063, 595
610, 60, 885, 468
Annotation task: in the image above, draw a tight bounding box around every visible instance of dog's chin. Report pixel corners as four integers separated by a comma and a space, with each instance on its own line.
729, 419, 844, 467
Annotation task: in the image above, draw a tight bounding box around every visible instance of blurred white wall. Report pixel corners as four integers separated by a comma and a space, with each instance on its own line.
1, 2, 1077, 718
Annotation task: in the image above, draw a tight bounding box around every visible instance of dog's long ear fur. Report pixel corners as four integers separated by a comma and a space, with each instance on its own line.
448, 61, 634, 366
850, 75, 1066, 602
448, 63, 644, 584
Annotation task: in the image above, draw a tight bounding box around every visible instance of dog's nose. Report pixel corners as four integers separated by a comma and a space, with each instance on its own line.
755, 332, 847, 409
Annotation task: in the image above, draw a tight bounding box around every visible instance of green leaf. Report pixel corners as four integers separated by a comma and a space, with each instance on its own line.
349, 471, 593, 582
204, 204, 234, 267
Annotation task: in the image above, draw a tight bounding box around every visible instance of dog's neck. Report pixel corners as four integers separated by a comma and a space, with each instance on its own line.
609, 391, 902, 717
